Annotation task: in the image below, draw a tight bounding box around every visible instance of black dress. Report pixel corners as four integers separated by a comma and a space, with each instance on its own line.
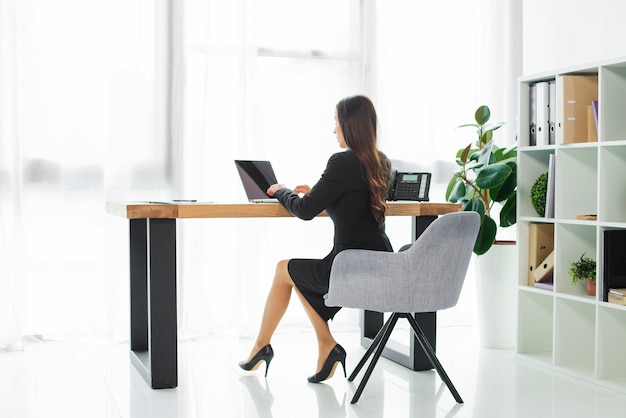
273, 150, 393, 321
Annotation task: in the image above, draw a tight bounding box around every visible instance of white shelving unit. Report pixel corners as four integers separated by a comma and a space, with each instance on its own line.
517, 56, 626, 394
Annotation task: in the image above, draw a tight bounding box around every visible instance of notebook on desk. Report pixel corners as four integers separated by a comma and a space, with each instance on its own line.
235, 160, 280, 203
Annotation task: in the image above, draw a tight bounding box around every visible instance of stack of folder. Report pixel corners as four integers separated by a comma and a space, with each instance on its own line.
528, 223, 555, 290
529, 81, 555, 146
558, 75, 598, 144
528, 75, 598, 145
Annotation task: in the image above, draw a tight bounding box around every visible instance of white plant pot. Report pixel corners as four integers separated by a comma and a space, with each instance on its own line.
475, 241, 518, 349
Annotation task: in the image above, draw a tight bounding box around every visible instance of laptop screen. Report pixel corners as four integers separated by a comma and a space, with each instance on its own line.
235, 160, 278, 201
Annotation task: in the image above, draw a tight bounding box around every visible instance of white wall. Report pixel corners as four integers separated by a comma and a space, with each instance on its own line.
523, 0, 626, 75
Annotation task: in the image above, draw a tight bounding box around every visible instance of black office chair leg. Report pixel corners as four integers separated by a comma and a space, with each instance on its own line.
349, 313, 395, 382
351, 313, 400, 404
405, 313, 463, 403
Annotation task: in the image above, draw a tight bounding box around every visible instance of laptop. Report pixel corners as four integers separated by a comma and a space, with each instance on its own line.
235, 160, 280, 203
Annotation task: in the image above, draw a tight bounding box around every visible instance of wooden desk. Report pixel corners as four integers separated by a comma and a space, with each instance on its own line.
106, 201, 460, 388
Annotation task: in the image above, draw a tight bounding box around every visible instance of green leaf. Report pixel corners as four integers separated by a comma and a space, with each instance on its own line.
458, 123, 479, 129
445, 176, 458, 201
463, 197, 485, 218
464, 160, 484, 170
448, 179, 467, 202
460, 143, 472, 164
490, 164, 516, 202
493, 145, 517, 163
499, 192, 517, 227
476, 139, 495, 168
475, 163, 512, 189
474, 105, 491, 125
483, 121, 505, 133
474, 215, 497, 255
480, 130, 493, 144
502, 143, 518, 156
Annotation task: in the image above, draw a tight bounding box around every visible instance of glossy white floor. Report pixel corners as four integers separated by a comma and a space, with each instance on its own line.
2, 324, 626, 418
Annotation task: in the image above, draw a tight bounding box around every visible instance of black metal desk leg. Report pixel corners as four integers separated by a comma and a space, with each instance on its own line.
129, 218, 178, 389
130, 219, 148, 353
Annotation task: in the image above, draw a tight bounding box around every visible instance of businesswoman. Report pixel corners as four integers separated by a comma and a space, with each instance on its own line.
239, 95, 393, 383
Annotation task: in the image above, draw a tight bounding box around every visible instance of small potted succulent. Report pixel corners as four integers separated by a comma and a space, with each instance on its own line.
568, 253, 596, 296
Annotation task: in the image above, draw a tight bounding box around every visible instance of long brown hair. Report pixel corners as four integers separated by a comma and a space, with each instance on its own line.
336, 95, 389, 225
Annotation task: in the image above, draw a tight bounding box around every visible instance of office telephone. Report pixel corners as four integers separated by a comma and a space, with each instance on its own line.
387, 170, 431, 201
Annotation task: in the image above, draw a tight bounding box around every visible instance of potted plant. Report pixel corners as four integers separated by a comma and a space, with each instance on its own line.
445, 105, 517, 255
568, 253, 596, 296
530, 172, 548, 217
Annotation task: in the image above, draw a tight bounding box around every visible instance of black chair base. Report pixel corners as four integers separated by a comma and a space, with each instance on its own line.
348, 312, 463, 404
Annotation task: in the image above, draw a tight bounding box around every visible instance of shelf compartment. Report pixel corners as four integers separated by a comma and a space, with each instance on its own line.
600, 66, 626, 142
554, 147, 598, 220
597, 306, 626, 388
517, 290, 553, 361
518, 78, 556, 148
598, 145, 626, 223
518, 220, 556, 288
556, 74, 598, 145
554, 223, 597, 298
554, 298, 595, 377
518, 149, 553, 218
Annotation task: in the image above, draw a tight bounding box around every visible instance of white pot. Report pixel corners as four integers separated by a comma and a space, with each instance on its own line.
475, 241, 518, 349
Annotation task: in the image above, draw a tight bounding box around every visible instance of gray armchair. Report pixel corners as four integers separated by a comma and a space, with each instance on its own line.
325, 211, 480, 404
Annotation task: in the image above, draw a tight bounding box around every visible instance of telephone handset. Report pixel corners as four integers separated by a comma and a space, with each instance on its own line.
387, 169, 431, 201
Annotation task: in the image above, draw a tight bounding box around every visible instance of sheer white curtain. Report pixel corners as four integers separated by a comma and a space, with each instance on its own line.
176, 0, 367, 337
376, 0, 521, 189
0, 0, 20, 350
375, 0, 522, 326
175, 0, 522, 337
0, 0, 170, 347
0, 0, 521, 347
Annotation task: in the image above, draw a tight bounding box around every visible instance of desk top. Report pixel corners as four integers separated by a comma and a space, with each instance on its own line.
106, 201, 460, 219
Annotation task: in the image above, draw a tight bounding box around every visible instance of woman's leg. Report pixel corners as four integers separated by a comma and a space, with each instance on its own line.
245, 259, 293, 361
246, 259, 338, 373
292, 288, 338, 373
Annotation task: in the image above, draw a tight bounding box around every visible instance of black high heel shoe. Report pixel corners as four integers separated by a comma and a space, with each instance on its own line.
239, 344, 274, 377
308, 344, 346, 383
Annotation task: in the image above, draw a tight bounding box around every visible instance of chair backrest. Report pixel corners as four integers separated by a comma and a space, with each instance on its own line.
401, 211, 479, 312
325, 211, 480, 313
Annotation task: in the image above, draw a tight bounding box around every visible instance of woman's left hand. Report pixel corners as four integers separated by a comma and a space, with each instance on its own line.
293, 184, 311, 195
266, 184, 285, 196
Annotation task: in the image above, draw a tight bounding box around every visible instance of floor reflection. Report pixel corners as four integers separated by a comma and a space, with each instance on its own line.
307, 382, 346, 418
239, 376, 275, 417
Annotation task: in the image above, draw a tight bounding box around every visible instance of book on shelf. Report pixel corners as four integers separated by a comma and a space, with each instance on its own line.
608, 288, 626, 305
527, 223, 554, 286
534, 282, 554, 291
591, 100, 599, 132
603, 230, 626, 302
529, 83, 537, 146
545, 154, 556, 218
536, 81, 550, 146
528, 81, 551, 146
557, 75, 598, 144
549, 81, 556, 144
587, 104, 598, 141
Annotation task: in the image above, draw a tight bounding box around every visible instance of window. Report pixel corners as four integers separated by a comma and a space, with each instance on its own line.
181, 0, 365, 200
